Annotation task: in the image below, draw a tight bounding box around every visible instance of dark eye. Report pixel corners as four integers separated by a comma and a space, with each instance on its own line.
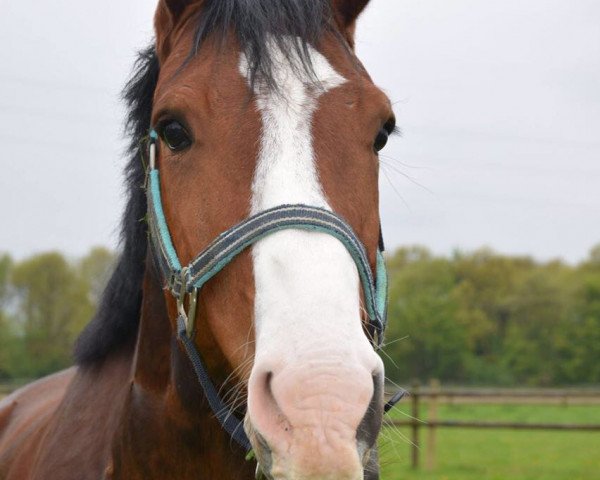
160, 120, 191, 151
374, 117, 397, 153
374, 128, 389, 152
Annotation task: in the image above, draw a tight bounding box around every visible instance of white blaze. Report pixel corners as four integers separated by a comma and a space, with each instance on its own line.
239, 41, 384, 478
239, 42, 377, 367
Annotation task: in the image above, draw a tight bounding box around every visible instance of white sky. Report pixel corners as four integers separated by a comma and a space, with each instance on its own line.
1, 0, 599, 263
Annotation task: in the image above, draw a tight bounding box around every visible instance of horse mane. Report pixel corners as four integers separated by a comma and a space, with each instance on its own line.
74, 47, 158, 365
74, 0, 337, 365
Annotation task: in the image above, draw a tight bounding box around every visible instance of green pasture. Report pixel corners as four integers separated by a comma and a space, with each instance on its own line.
379, 403, 600, 480
2, 387, 598, 479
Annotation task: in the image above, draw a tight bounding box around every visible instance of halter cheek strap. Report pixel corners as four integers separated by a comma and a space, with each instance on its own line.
145, 130, 390, 452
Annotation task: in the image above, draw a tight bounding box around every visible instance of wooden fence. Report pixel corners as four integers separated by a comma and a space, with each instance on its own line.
385, 381, 600, 470
3, 381, 600, 471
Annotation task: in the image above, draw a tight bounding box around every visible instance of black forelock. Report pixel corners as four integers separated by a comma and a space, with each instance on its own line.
74, 0, 342, 365
191, 0, 339, 89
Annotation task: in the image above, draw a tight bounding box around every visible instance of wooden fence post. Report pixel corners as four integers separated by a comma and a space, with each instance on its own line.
425, 379, 440, 471
411, 381, 420, 469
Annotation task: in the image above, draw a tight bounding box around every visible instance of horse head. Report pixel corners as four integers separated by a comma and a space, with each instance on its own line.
0, 2, 399, 479
145, 0, 394, 477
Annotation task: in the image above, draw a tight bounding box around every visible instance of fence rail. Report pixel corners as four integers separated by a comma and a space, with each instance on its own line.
386, 381, 600, 470
408, 388, 600, 398
387, 419, 600, 431
3, 381, 600, 471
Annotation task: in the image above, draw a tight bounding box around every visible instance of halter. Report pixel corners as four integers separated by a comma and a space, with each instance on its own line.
145, 129, 390, 452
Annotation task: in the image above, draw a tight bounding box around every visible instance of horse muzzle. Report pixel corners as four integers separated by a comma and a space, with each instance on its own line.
245, 360, 384, 480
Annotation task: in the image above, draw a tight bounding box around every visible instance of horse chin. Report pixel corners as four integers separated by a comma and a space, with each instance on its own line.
245, 418, 370, 480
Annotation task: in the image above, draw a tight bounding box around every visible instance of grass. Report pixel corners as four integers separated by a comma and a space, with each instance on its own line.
3, 389, 599, 478
379, 402, 600, 480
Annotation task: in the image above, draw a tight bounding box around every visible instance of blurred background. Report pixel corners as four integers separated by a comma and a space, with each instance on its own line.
0, 1, 599, 478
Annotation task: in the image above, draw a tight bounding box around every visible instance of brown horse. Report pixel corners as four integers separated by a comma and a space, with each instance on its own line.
0, 0, 398, 478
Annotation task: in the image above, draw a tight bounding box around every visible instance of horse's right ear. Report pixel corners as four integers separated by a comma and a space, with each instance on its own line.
154, 0, 200, 60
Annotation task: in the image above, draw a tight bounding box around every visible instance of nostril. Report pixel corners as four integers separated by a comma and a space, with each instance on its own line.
264, 371, 273, 396
253, 369, 275, 416
247, 367, 293, 448
357, 372, 385, 452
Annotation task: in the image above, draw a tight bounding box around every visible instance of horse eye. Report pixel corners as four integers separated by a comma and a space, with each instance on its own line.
374, 128, 389, 152
160, 120, 191, 151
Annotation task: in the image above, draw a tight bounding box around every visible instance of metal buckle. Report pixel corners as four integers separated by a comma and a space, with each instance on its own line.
148, 140, 156, 170
177, 267, 198, 338
148, 132, 157, 170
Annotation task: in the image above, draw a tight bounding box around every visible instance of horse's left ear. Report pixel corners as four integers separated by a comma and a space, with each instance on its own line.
332, 0, 371, 48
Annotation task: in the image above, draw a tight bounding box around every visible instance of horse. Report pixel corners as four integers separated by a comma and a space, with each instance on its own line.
0, 1, 398, 478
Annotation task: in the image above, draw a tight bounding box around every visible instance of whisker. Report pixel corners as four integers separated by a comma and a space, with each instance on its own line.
379, 153, 431, 171
380, 335, 409, 348
218, 352, 254, 395
384, 377, 406, 392
376, 346, 399, 370
380, 164, 410, 210
379, 158, 434, 196
393, 409, 427, 425
384, 424, 419, 450
378, 427, 408, 465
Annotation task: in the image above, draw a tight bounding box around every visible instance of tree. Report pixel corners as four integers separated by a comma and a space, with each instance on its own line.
384, 252, 468, 383
502, 265, 574, 385
566, 268, 600, 383
1, 242, 599, 386
586, 243, 600, 267
0, 254, 15, 378
11, 252, 94, 376
382, 246, 600, 386
78, 246, 116, 306
450, 250, 538, 384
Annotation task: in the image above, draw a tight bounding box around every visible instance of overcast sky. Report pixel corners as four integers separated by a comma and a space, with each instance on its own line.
1, 0, 599, 263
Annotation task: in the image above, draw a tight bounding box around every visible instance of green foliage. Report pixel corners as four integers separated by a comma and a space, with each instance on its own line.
9, 252, 94, 376
78, 247, 116, 305
566, 269, 600, 383
383, 245, 600, 386
0, 249, 113, 379
0, 243, 599, 386
385, 253, 467, 382
586, 243, 600, 267
0, 254, 15, 378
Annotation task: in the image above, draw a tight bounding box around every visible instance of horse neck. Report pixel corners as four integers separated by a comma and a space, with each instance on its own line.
110, 257, 253, 479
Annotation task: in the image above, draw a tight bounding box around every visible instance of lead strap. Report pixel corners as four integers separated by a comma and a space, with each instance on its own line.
177, 315, 252, 451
